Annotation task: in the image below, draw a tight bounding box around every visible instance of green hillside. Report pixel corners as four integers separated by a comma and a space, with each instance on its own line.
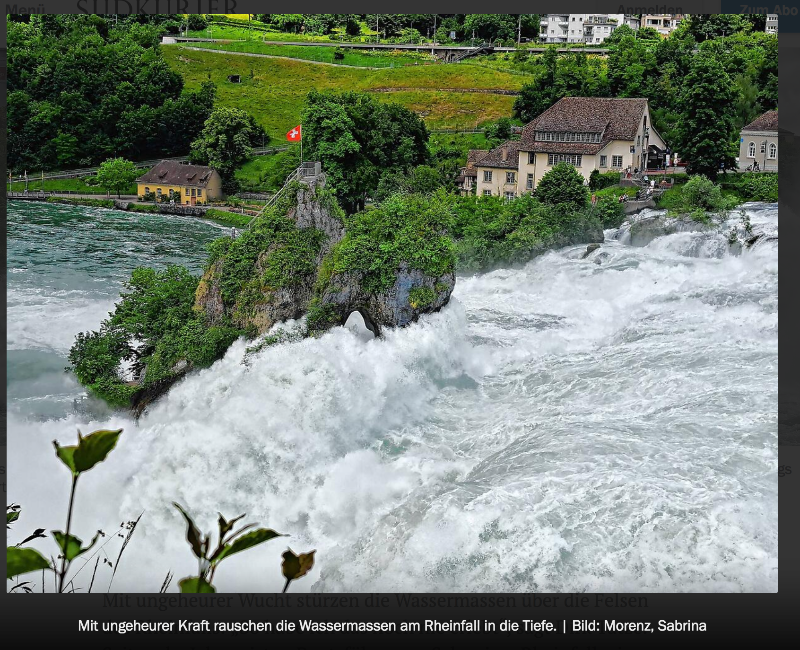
162, 45, 529, 138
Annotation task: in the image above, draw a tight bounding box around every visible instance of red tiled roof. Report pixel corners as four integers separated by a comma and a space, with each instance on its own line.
467, 149, 489, 166
136, 160, 218, 187
474, 141, 522, 169
742, 111, 779, 132
519, 97, 648, 153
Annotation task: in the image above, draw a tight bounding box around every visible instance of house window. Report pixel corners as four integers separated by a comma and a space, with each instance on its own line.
526, 173, 534, 190
191, 188, 196, 197
548, 153, 582, 166
769, 143, 777, 159
636, 135, 640, 146
612, 155, 623, 168
748, 142, 756, 158
197, 189, 202, 197
506, 172, 516, 184
168, 188, 174, 198
528, 152, 536, 164
483, 170, 493, 182
156, 188, 162, 197
760, 141, 767, 154
600, 155, 607, 168
144, 187, 150, 194
504, 191, 516, 201
483, 189, 492, 196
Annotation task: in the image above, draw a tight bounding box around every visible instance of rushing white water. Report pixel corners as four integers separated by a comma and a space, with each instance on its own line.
7, 202, 778, 593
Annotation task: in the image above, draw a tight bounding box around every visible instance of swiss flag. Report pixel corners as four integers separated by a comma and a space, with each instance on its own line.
286, 125, 302, 141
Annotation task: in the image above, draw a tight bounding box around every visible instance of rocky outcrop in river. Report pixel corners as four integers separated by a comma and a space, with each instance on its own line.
194, 176, 454, 338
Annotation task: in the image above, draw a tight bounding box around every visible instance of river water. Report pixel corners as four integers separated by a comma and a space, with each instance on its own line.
6, 200, 778, 593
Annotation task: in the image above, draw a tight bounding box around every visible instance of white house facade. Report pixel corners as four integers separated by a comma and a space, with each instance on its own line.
471, 97, 667, 198
738, 111, 779, 172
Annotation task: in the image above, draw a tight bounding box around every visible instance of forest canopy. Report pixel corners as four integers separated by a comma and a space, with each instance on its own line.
7, 14, 217, 172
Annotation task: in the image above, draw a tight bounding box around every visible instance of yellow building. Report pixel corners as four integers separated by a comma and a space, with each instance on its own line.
473, 97, 667, 198
136, 160, 223, 205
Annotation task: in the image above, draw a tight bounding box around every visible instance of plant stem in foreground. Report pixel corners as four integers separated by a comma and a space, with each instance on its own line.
58, 474, 79, 593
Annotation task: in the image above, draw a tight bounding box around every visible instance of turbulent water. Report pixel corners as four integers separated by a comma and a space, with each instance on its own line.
7, 200, 778, 593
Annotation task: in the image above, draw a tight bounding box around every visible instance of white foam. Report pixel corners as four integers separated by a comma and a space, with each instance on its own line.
6, 205, 778, 593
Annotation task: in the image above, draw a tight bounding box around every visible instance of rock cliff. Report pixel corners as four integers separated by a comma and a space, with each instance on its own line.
194, 176, 454, 338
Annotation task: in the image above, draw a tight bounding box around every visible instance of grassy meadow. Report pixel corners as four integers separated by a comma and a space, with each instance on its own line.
163, 45, 529, 139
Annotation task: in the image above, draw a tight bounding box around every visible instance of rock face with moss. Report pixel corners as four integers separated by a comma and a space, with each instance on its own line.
315, 265, 455, 336
195, 180, 455, 339
194, 177, 344, 333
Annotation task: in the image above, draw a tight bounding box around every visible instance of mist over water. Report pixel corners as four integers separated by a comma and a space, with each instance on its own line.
7, 201, 778, 593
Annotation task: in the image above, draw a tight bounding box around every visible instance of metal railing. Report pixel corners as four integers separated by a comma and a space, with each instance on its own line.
244, 162, 322, 230
245, 168, 301, 230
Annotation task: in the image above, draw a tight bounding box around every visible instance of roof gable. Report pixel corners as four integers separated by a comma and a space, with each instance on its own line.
474, 141, 522, 169
136, 160, 218, 187
520, 97, 648, 152
742, 111, 779, 132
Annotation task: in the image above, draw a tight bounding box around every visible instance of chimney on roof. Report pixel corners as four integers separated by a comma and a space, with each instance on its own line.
501, 146, 508, 162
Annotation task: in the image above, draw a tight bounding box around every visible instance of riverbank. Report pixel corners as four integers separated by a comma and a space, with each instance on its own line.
6, 195, 254, 228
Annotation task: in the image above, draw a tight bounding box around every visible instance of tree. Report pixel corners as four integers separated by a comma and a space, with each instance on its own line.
186, 14, 208, 31
535, 162, 588, 210
463, 14, 517, 42
6, 16, 214, 172
344, 15, 361, 36
484, 117, 513, 142
607, 35, 657, 97
513, 47, 558, 122
675, 54, 740, 179
513, 48, 609, 123
302, 91, 429, 212
684, 14, 750, 42
636, 26, 662, 40
96, 157, 138, 198
603, 23, 636, 46
189, 107, 265, 194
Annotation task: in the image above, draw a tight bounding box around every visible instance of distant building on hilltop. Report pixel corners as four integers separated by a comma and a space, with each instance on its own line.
639, 14, 685, 36
540, 14, 635, 44
136, 161, 223, 205
470, 97, 667, 198
738, 111, 779, 172
766, 14, 778, 34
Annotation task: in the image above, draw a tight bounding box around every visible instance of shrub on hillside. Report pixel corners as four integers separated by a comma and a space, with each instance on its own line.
593, 196, 626, 228
740, 173, 778, 202
535, 162, 589, 210
589, 169, 620, 191
682, 175, 729, 211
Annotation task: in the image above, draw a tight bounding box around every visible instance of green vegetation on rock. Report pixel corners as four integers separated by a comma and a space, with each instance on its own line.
329, 191, 456, 294
451, 193, 602, 272
68, 266, 244, 407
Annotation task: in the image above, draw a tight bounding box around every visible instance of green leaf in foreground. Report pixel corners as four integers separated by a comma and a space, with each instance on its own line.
212, 528, 283, 565
7, 546, 51, 580
52, 531, 100, 561
53, 442, 77, 474
73, 429, 123, 473
178, 576, 216, 593
7, 511, 20, 527
173, 503, 207, 559
281, 548, 316, 593
54, 428, 123, 475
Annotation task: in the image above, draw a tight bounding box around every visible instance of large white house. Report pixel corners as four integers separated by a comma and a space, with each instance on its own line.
738, 111, 779, 172
540, 14, 630, 44
465, 97, 666, 198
